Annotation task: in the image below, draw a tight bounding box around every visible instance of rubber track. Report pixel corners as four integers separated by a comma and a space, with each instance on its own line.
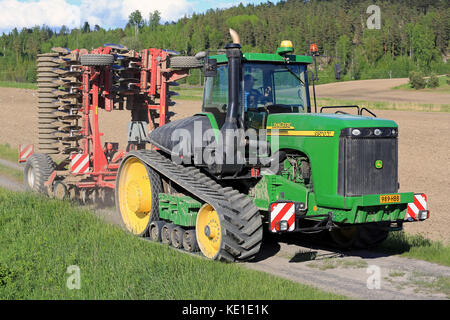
127, 150, 263, 262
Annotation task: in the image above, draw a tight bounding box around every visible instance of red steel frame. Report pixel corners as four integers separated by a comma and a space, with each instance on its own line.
72, 47, 189, 191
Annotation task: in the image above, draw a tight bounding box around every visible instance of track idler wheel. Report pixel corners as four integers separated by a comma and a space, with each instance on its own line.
161, 223, 175, 245
183, 229, 199, 252
171, 226, 185, 249
149, 221, 165, 242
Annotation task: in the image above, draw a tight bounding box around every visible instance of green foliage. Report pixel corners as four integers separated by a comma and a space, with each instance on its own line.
0, 0, 448, 85
409, 71, 426, 89
376, 231, 450, 267
0, 188, 345, 299
427, 73, 439, 88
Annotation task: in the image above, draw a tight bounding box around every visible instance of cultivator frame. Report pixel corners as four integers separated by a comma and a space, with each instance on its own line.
23, 45, 195, 202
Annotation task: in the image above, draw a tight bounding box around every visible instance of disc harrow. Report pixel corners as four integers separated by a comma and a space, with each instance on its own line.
30, 44, 197, 205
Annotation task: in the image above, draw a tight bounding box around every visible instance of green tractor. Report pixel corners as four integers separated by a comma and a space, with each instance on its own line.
116, 31, 428, 261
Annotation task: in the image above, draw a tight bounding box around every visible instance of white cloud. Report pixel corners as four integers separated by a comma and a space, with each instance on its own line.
0, 0, 81, 31
0, 0, 194, 33
121, 0, 193, 22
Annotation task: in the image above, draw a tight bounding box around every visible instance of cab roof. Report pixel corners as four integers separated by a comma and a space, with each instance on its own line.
211, 52, 313, 64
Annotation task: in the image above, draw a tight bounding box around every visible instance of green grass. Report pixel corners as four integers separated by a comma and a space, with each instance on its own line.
316, 97, 450, 113
374, 231, 450, 267
0, 144, 23, 182
0, 143, 19, 163
172, 86, 203, 101
0, 188, 345, 300
0, 81, 37, 90
0, 164, 23, 182
307, 258, 368, 271
409, 273, 450, 298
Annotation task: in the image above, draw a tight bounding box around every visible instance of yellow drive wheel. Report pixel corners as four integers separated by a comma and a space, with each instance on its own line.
116, 156, 161, 236
196, 204, 222, 260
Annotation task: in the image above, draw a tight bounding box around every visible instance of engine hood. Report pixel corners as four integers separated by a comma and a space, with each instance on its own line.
266, 113, 397, 134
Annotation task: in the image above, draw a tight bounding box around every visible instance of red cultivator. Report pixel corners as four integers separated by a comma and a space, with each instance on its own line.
21, 44, 199, 203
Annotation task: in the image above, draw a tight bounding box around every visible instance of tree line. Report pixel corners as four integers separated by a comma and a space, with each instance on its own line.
0, 0, 448, 84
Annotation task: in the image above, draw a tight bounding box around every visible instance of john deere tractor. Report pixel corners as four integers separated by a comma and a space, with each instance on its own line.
116, 31, 428, 261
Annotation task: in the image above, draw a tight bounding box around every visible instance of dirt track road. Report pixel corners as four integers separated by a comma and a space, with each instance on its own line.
315, 78, 449, 105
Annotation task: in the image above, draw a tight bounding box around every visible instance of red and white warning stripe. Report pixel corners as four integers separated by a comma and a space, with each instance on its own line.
406, 193, 428, 221
70, 153, 90, 174
270, 202, 295, 232
18, 144, 34, 163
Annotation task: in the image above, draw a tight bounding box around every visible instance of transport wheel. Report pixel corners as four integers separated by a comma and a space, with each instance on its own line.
171, 226, 185, 249
196, 204, 223, 259
116, 157, 162, 236
183, 229, 199, 252
24, 153, 55, 194
81, 54, 114, 66
169, 56, 203, 69
149, 221, 165, 242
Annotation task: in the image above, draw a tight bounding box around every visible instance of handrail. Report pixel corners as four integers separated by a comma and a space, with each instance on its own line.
319, 105, 377, 117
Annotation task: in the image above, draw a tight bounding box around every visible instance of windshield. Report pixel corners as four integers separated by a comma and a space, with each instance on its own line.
242, 62, 308, 113
202, 62, 309, 128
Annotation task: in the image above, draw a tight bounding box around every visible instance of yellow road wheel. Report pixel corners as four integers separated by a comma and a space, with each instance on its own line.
116, 156, 161, 236
196, 203, 222, 259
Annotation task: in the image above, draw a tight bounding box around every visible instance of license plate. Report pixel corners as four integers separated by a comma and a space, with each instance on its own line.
380, 194, 401, 203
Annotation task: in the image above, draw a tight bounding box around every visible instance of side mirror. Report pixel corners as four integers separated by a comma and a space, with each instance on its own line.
204, 58, 217, 77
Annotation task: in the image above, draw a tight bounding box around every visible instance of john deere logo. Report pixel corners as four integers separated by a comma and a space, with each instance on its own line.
375, 160, 383, 169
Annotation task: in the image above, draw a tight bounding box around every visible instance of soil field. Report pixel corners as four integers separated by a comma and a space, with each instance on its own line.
315, 78, 450, 105
0, 87, 448, 243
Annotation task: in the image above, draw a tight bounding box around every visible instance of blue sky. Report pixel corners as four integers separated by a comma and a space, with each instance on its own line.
1, 0, 281, 34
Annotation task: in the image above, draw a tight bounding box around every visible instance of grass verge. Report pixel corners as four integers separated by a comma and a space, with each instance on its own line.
0, 144, 23, 182
0, 81, 37, 90
0, 143, 19, 163
0, 188, 345, 300
0, 164, 23, 182
172, 86, 203, 101
374, 231, 450, 267
316, 97, 450, 113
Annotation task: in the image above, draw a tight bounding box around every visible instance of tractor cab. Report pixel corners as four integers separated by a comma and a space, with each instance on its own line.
203, 45, 313, 131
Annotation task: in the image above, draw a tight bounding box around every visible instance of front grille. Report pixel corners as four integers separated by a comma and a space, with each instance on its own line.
338, 136, 398, 196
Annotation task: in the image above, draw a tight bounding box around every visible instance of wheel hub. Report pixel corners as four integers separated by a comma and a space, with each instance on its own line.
126, 181, 145, 213
196, 204, 222, 259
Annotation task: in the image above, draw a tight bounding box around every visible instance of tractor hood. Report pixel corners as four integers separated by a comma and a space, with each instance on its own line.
266, 112, 399, 210
266, 113, 397, 135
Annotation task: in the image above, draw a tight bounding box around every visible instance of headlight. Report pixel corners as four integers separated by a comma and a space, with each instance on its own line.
352, 129, 361, 136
